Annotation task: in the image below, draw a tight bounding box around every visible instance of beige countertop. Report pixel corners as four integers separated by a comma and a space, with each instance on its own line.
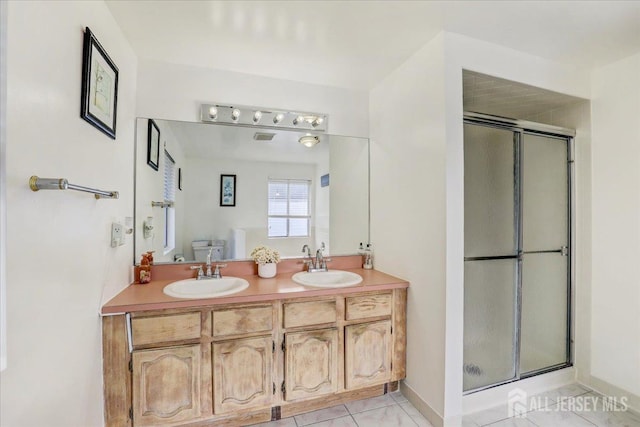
102, 257, 408, 315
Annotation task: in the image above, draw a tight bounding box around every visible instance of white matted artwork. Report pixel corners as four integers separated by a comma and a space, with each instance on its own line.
80, 27, 119, 139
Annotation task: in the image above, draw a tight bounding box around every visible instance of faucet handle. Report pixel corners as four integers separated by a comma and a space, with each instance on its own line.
212, 263, 226, 278
190, 265, 204, 278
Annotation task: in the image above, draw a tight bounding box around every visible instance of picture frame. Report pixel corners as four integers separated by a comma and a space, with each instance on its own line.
147, 119, 160, 171
220, 174, 236, 207
80, 27, 119, 139
178, 168, 183, 191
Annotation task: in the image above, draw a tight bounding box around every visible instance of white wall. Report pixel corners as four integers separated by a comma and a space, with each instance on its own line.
136, 59, 369, 138
370, 33, 448, 420
1, 1, 137, 426
330, 136, 370, 255
183, 158, 318, 259
371, 31, 595, 425
589, 52, 640, 407
0, 0, 7, 373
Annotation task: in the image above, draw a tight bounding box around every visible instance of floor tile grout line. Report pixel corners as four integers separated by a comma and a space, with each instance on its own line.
571, 411, 601, 427
345, 399, 398, 416
395, 400, 422, 427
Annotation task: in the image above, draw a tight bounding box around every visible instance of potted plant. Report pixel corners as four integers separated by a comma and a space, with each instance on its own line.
250, 245, 281, 278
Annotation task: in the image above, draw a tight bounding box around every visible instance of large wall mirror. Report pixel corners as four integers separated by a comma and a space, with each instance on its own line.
134, 118, 369, 265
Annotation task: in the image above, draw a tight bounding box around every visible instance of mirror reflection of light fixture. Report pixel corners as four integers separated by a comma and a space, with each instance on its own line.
208, 106, 218, 120
231, 109, 241, 121
299, 134, 320, 148
253, 111, 262, 123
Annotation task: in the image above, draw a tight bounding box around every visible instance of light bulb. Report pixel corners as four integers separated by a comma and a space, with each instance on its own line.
293, 115, 304, 126
231, 109, 241, 121
208, 106, 218, 119
273, 113, 284, 124
311, 117, 324, 127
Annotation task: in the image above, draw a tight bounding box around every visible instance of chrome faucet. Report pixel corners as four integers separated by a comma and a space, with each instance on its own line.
205, 248, 213, 277
301, 242, 331, 272
191, 247, 227, 280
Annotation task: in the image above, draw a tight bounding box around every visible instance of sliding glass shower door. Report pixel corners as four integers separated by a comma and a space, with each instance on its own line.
463, 118, 572, 393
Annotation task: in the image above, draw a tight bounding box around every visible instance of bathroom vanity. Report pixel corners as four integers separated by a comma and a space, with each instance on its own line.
101, 257, 408, 427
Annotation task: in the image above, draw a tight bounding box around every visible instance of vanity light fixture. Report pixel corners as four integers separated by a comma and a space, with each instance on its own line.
200, 103, 328, 132
299, 134, 320, 148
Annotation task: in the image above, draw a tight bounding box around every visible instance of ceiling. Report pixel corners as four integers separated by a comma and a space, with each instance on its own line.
463, 70, 586, 119
106, 1, 640, 90
164, 119, 332, 162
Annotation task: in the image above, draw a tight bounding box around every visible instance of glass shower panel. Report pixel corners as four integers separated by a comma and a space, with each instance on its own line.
520, 253, 568, 374
464, 124, 516, 258
522, 133, 568, 251
464, 123, 518, 392
520, 133, 569, 375
464, 259, 517, 391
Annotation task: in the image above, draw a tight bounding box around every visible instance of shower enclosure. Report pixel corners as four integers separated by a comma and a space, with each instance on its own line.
463, 113, 574, 393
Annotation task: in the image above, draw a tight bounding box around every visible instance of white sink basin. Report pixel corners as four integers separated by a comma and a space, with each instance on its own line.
291, 270, 363, 288
163, 277, 250, 299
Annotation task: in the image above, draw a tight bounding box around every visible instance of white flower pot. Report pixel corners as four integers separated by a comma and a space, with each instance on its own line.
258, 262, 277, 278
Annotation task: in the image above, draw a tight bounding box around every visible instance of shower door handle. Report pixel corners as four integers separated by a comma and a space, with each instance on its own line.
521, 246, 569, 256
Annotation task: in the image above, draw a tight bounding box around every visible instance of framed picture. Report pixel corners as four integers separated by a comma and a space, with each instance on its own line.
178, 168, 183, 191
80, 27, 119, 139
147, 119, 160, 171
220, 174, 236, 207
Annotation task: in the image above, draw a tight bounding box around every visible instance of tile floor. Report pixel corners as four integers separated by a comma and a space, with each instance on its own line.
463, 384, 640, 427
251, 391, 432, 427
251, 384, 640, 427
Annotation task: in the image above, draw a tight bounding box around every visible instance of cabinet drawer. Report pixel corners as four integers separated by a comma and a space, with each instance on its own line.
283, 299, 336, 328
131, 313, 201, 346
213, 305, 273, 337
345, 293, 392, 320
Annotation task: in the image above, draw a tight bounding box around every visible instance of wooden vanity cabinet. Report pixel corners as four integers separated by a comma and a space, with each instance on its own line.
103, 288, 407, 427
212, 335, 274, 414
211, 304, 276, 414
132, 345, 202, 426
284, 328, 339, 401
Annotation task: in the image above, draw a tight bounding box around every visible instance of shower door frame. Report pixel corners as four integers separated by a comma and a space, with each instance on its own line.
463, 112, 576, 394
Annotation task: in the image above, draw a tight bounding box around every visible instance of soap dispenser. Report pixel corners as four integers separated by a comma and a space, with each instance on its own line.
363, 243, 374, 270
138, 253, 152, 284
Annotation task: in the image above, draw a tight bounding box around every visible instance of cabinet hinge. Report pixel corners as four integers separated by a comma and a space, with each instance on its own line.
391, 326, 393, 334
273, 382, 276, 395
391, 362, 393, 371
281, 381, 286, 394
128, 359, 133, 372
272, 341, 275, 354
281, 340, 286, 352
129, 407, 133, 420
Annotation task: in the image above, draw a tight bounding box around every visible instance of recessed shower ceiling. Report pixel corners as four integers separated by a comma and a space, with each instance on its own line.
463, 70, 586, 119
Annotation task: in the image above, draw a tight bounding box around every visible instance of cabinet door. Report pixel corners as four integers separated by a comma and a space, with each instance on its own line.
345, 320, 391, 389
132, 345, 201, 426
212, 336, 273, 414
285, 328, 338, 401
